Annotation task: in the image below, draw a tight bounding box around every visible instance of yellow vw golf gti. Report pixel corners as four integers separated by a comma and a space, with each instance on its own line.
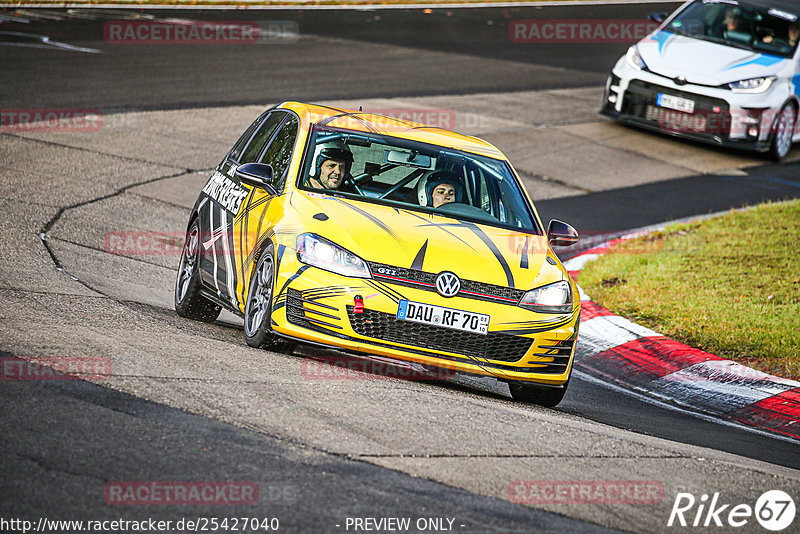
175, 102, 580, 407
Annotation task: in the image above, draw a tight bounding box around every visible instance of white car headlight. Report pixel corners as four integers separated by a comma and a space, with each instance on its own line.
296, 233, 372, 279
518, 281, 573, 314
626, 46, 647, 71
727, 76, 776, 93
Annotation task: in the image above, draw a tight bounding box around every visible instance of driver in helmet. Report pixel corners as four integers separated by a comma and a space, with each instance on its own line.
416, 171, 465, 208
308, 140, 356, 192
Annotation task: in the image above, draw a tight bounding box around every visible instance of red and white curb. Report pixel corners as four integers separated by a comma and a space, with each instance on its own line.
565, 236, 800, 442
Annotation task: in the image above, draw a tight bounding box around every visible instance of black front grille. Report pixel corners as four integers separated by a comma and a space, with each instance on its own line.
622, 80, 731, 137
369, 261, 524, 305
526, 338, 575, 372
347, 306, 535, 364
286, 288, 343, 331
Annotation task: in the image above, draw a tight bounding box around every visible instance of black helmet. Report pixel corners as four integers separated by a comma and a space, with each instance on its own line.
312, 140, 353, 178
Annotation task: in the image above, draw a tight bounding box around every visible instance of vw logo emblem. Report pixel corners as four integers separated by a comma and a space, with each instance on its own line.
674, 76, 687, 85
435, 272, 460, 298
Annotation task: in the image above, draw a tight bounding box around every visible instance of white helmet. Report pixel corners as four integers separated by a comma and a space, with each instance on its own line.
416, 170, 465, 207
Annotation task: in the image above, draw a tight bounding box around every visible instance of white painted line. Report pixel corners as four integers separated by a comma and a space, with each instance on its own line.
0, 14, 30, 23
573, 369, 800, 445
563, 253, 598, 272
13, 9, 67, 21
0, 31, 103, 53
641, 361, 799, 414
577, 314, 659, 355
692, 360, 800, 388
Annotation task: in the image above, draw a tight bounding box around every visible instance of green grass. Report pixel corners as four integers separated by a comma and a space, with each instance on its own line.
578, 200, 800, 380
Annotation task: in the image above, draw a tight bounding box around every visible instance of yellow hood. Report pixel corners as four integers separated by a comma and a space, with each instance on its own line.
289, 191, 564, 291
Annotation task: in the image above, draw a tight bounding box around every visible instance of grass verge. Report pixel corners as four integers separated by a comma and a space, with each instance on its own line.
578, 200, 800, 381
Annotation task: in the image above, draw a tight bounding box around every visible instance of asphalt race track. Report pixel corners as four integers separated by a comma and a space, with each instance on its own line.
2, 3, 799, 533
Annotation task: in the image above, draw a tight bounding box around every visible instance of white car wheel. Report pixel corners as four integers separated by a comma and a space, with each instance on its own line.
770, 105, 796, 161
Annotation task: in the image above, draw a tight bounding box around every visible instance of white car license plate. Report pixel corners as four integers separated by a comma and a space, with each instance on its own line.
657, 93, 695, 114
396, 300, 489, 335
645, 105, 708, 132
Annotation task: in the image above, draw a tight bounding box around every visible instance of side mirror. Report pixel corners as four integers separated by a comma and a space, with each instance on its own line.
649, 12, 667, 24
235, 163, 278, 195
547, 219, 579, 247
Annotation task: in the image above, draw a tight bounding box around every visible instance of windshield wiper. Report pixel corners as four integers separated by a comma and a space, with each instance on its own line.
750, 42, 791, 58
665, 26, 755, 52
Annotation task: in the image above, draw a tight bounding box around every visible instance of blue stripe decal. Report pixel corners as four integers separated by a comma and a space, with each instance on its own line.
725, 54, 784, 71
651, 31, 671, 55
793, 75, 800, 98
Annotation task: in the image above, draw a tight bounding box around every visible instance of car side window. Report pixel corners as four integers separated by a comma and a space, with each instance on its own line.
228, 112, 266, 162
259, 115, 299, 191
239, 112, 286, 164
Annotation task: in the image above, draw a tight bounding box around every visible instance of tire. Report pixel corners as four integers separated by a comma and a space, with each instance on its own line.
243, 244, 295, 353
174, 219, 222, 323
509, 379, 569, 408
769, 104, 796, 162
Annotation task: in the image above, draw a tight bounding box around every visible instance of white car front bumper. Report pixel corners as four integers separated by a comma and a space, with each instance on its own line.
601, 58, 796, 152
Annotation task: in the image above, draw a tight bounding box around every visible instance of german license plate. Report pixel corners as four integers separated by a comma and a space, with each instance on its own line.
646, 105, 707, 132
657, 93, 695, 113
396, 300, 489, 335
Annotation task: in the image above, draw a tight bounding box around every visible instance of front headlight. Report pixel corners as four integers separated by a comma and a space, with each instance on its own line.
296, 233, 372, 279
727, 76, 776, 93
518, 281, 573, 314
626, 46, 647, 71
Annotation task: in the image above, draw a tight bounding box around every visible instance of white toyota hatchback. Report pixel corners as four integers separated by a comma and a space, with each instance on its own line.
602, 0, 800, 160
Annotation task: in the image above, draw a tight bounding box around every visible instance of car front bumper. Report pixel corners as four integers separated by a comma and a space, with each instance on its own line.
601, 60, 790, 153
270, 253, 579, 387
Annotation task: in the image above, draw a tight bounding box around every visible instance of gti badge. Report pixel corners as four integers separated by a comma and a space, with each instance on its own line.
435, 272, 460, 298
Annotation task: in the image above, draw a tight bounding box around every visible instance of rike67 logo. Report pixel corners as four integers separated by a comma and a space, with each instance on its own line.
668, 490, 795, 531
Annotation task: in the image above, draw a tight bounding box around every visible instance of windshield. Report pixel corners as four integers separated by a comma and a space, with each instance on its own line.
665, 0, 799, 57
297, 126, 541, 234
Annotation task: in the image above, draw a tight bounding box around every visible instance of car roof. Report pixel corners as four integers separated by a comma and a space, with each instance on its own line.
277, 101, 507, 160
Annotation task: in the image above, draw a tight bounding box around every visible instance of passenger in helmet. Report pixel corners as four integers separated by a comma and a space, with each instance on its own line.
309, 140, 355, 192
416, 171, 464, 208
719, 7, 751, 42
791, 22, 800, 48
